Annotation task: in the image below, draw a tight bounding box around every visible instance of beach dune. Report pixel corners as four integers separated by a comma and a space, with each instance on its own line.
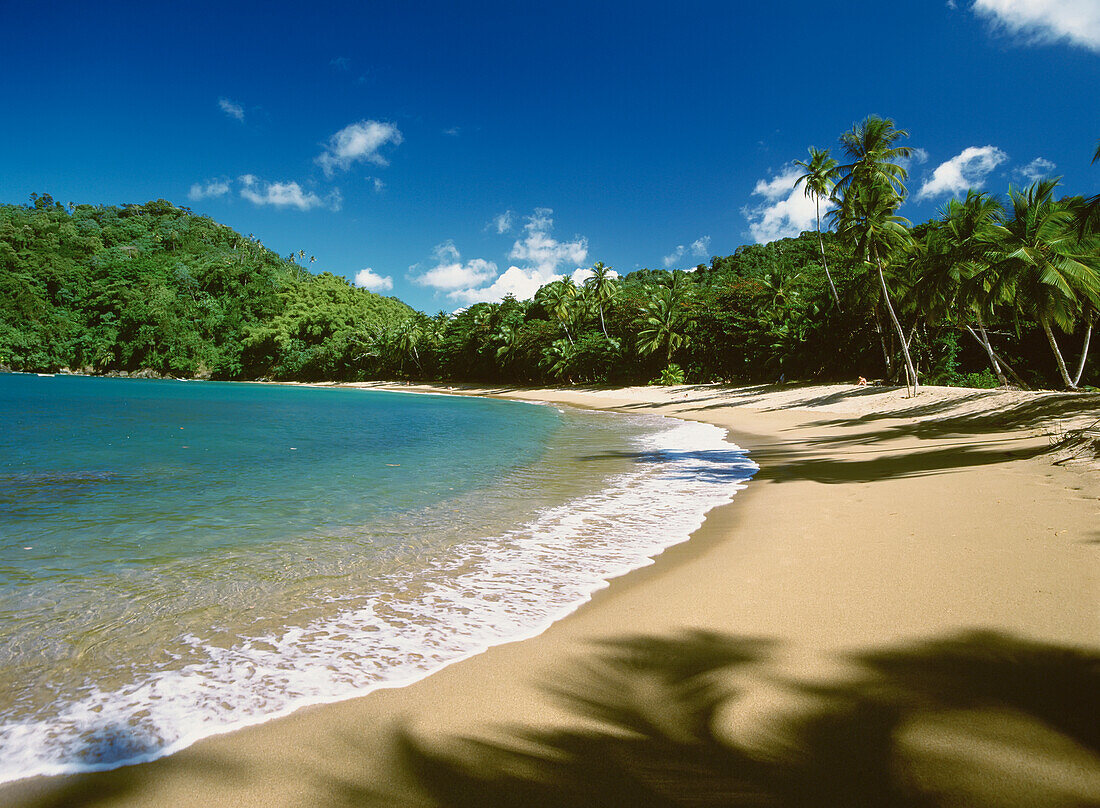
4, 383, 1098, 807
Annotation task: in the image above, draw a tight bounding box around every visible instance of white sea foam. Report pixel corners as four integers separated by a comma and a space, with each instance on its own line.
0, 413, 756, 784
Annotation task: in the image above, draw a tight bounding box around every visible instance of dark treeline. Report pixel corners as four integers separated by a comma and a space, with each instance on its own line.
2, 121, 1097, 390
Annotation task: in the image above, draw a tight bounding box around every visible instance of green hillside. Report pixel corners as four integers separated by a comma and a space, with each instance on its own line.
0, 195, 414, 380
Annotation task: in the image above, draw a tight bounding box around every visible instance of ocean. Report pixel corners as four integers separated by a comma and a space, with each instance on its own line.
0, 374, 755, 782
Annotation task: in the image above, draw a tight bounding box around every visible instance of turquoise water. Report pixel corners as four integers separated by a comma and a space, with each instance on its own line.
0, 374, 756, 782
1, 376, 559, 580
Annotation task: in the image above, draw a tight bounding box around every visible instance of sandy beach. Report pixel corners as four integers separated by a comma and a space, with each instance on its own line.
4, 382, 1098, 807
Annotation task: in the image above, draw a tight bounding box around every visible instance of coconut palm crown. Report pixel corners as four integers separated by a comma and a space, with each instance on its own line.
583, 262, 619, 340
834, 116, 913, 203
983, 178, 1100, 389
793, 146, 843, 308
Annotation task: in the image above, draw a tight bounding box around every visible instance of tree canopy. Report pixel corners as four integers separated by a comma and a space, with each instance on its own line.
2, 126, 1097, 391
0, 196, 413, 379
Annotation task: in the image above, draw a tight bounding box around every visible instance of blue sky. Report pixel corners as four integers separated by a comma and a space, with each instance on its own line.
2, 0, 1098, 313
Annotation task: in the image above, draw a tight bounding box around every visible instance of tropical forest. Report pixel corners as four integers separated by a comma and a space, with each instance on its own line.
2, 118, 1098, 392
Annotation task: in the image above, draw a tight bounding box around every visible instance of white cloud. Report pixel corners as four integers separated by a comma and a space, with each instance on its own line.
489, 210, 513, 234
443, 127, 461, 137
892, 147, 931, 180
316, 120, 403, 177
508, 208, 588, 275
218, 98, 244, 122
743, 165, 827, 244
972, 0, 1100, 52
425, 209, 589, 304
663, 245, 686, 267
188, 179, 230, 201
1017, 157, 1057, 181
753, 168, 803, 202
665, 236, 713, 267
412, 241, 498, 291
571, 266, 618, 286
690, 236, 711, 258
354, 268, 394, 292
916, 146, 1009, 200
238, 175, 340, 211
898, 147, 930, 174
369, 177, 385, 192
419, 259, 498, 290
449, 266, 546, 305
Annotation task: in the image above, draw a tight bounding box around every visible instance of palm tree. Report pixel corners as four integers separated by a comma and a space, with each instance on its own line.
1075, 140, 1100, 238
541, 338, 575, 380
472, 303, 497, 332
1072, 301, 1095, 389
583, 262, 619, 340
758, 267, 803, 313
793, 146, 843, 308
832, 117, 919, 395
494, 324, 517, 364
656, 269, 693, 299
984, 179, 1100, 390
535, 279, 580, 344
834, 176, 920, 395
637, 285, 690, 365
834, 116, 913, 201
394, 317, 424, 375
432, 310, 451, 333
912, 191, 1013, 386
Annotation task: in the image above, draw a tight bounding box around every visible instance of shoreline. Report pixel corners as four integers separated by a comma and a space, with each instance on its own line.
3, 381, 1098, 806
0, 382, 756, 787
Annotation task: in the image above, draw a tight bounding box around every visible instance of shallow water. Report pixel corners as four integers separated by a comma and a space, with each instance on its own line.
0, 374, 755, 782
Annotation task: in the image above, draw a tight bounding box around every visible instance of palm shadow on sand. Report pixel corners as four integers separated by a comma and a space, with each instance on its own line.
341, 631, 1100, 808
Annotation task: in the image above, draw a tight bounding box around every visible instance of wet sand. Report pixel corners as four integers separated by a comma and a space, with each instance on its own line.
4, 382, 1098, 807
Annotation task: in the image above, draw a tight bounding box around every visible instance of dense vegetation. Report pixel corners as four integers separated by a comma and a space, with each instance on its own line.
1, 121, 1097, 390
378, 121, 1096, 392
0, 196, 414, 380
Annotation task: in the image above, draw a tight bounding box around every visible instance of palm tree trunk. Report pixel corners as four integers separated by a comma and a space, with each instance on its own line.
874, 307, 893, 377
598, 306, 610, 340
963, 312, 1009, 386
975, 312, 1008, 386
989, 345, 1030, 389
873, 249, 918, 396
1072, 309, 1094, 388
907, 322, 922, 383
816, 198, 842, 310
964, 325, 1006, 386
1041, 317, 1076, 390
963, 336, 1029, 388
